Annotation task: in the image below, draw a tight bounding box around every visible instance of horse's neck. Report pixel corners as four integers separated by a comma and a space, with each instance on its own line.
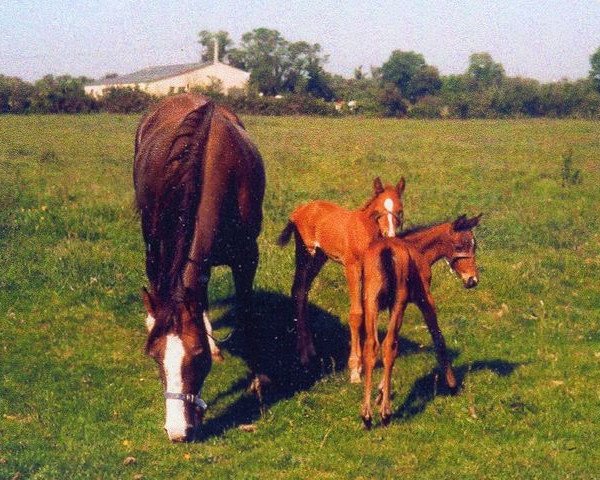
352, 206, 379, 237
404, 224, 450, 266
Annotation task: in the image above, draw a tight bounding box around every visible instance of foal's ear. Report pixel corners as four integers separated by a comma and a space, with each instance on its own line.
373, 177, 384, 195
452, 214, 468, 231
141, 287, 156, 317
396, 177, 406, 197
466, 213, 483, 229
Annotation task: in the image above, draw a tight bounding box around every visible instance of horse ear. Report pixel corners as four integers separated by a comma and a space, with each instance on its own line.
373, 177, 384, 195
467, 213, 483, 229
396, 177, 406, 197
452, 214, 468, 231
141, 287, 156, 317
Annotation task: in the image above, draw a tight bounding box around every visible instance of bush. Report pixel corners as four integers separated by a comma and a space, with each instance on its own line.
220, 93, 339, 116
408, 95, 443, 118
98, 87, 156, 113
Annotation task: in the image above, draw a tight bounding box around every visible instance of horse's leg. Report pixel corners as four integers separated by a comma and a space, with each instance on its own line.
379, 295, 407, 425
198, 272, 223, 362
416, 289, 457, 390
345, 261, 364, 383
231, 240, 261, 376
292, 236, 326, 365
361, 287, 380, 428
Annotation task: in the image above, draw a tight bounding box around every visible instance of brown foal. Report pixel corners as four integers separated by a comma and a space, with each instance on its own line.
361, 214, 481, 427
278, 177, 405, 382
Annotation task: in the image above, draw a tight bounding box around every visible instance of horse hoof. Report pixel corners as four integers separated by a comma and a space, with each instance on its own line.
362, 415, 373, 430
381, 414, 392, 427
350, 370, 361, 384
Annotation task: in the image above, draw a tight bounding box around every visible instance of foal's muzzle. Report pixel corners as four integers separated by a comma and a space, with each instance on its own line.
464, 276, 478, 289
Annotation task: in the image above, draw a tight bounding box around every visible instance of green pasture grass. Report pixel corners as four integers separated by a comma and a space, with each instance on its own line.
1, 114, 599, 479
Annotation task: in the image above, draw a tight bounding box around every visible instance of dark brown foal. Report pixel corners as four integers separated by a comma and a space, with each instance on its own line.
361, 214, 481, 427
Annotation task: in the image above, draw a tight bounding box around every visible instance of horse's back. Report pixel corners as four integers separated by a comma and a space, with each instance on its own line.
133, 94, 264, 286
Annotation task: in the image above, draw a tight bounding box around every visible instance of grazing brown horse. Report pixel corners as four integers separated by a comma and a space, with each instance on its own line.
134, 94, 265, 442
360, 214, 481, 427
278, 177, 405, 382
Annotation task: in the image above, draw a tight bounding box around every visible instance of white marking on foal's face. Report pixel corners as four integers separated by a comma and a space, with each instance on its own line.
383, 198, 395, 237
384, 198, 394, 212
163, 334, 190, 440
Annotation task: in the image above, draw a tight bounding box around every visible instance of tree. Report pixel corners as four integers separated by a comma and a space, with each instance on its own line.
0, 75, 34, 113
406, 65, 442, 102
197, 30, 233, 63
228, 28, 289, 95
229, 28, 333, 98
590, 46, 600, 92
467, 52, 505, 89
30, 75, 94, 113
380, 50, 426, 97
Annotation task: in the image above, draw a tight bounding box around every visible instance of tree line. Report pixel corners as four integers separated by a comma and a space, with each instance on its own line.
2, 27, 600, 118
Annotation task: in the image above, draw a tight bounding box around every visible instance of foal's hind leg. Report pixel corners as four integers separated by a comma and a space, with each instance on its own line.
345, 262, 364, 383
292, 236, 326, 365
361, 287, 380, 428
379, 297, 407, 425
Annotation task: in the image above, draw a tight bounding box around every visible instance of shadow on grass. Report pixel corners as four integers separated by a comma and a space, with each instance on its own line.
196, 290, 343, 439
197, 290, 441, 440
195, 290, 505, 439
394, 359, 521, 421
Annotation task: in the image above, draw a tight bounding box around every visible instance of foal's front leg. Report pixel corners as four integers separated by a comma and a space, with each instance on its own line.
417, 289, 457, 390
345, 261, 364, 383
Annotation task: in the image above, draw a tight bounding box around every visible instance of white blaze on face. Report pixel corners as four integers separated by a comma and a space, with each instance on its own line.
145, 314, 155, 332
163, 334, 190, 440
383, 198, 395, 237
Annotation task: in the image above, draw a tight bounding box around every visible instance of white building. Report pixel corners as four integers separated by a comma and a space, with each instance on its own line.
85, 47, 249, 98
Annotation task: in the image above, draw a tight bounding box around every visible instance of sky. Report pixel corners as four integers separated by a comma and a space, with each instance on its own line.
1, 0, 600, 82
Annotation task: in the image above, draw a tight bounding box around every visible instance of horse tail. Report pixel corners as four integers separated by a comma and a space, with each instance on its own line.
277, 221, 295, 247
379, 246, 397, 308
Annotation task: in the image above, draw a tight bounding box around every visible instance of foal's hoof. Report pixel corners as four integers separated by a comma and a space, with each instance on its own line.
362, 415, 373, 430
350, 369, 361, 384
381, 414, 392, 427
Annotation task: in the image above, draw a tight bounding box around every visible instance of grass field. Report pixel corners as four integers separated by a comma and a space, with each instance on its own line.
1, 114, 599, 479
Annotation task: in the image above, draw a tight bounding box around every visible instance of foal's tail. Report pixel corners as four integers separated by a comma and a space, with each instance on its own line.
277, 221, 295, 247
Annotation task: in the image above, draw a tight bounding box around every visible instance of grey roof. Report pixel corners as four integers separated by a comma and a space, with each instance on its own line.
89, 62, 211, 86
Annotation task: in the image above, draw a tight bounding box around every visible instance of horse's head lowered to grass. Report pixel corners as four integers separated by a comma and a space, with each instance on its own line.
142, 287, 211, 442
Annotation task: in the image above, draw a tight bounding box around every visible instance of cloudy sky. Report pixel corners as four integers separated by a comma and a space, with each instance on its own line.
1, 0, 599, 81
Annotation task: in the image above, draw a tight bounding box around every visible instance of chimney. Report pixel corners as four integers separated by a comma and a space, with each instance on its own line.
213, 40, 219, 64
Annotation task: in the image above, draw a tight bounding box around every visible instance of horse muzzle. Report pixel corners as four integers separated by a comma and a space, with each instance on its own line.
464, 276, 479, 289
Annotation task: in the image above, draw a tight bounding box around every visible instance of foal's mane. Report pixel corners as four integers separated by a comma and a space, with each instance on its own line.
398, 221, 446, 238
360, 192, 380, 211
